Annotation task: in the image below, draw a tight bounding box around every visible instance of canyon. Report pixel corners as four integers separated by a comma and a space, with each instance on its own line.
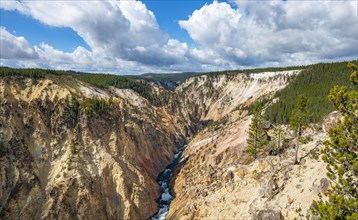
0, 68, 333, 219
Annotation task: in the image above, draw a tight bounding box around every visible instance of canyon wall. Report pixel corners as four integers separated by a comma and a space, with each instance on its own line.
0, 75, 186, 219
1, 69, 331, 219
168, 70, 330, 219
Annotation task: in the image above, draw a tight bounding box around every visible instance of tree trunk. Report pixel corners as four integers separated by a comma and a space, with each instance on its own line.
277, 130, 281, 155
294, 125, 301, 164
254, 132, 257, 159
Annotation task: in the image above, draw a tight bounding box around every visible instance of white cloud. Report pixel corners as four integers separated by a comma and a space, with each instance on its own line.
0, 27, 38, 59
0, 0, 357, 73
0, 27, 155, 74
180, 2, 241, 48
180, 0, 358, 68
0, 0, 190, 69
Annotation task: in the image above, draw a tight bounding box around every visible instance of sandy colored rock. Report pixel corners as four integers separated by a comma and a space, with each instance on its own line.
0, 76, 188, 219
1, 70, 333, 220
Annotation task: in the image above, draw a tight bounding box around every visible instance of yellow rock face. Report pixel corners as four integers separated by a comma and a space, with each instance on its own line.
1, 70, 330, 220
0, 76, 187, 219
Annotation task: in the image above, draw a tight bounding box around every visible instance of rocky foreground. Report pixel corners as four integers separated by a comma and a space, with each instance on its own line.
168, 113, 330, 219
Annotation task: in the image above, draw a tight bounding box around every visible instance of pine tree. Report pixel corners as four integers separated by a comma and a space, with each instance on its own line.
268, 126, 284, 155
290, 95, 311, 164
246, 102, 268, 159
311, 63, 358, 219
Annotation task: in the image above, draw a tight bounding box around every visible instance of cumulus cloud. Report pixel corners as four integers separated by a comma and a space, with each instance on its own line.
0, 27, 155, 74
0, 27, 38, 59
0, 0, 190, 70
180, 0, 358, 68
0, 0, 357, 73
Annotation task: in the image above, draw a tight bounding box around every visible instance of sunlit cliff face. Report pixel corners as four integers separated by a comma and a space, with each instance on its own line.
1, 68, 332, 219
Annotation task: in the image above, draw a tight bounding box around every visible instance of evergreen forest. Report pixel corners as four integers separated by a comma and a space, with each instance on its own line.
264, 61, 358, 124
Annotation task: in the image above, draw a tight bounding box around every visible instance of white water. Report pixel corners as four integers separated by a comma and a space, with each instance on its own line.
151, 145, 186, 220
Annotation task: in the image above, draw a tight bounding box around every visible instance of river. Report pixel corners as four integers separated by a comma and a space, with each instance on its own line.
151, 145, 186, 220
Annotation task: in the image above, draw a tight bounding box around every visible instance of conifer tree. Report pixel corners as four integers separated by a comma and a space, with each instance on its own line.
268, 126, 284, 155
311, 63, 358, 219
246, 102, 268, 159
290, 95, 311, 164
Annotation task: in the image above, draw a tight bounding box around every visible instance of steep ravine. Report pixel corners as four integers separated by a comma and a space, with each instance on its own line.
151, 70, 306, 219
151, 145, 186, 220
166, 70, 331, 219
0, 76, 190, 219
1, 69, 326, 220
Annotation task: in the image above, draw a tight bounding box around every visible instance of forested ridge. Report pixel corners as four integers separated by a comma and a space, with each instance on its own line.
71, 73, 165, 106
264, 61, 358, 124
199, 65, 303, 76
128, 72, 199, 91
1, 60, 357, 122
0, 66, 69, 78
0, 67, 167, 106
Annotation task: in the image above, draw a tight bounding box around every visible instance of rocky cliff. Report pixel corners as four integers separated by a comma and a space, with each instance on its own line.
167, 113, 328, 219
0, 75, 187, 219
167, 70, 331, 219
0, 69, 332, 220
176, 70, 299, 121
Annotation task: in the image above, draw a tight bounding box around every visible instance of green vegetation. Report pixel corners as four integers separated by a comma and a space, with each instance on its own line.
80, 97, 112, 115
234, 96, 271, 114
0, 66, 68, 78
198, 65, 303, 77
2, 60, 357, 115
62, 96, 81, 127
289, 95, 311, 164
70, 139, 77, 154
130, 65, 305, 90
129, 72, 200, 90
72, 73, 165, 106
267, 126, 285, 156
70, 96, 80, 117
265, 61, 358, 124
0, 67, 167, 106
135, 72, 198, 83
208, 115, 229, 132
246, 102, 268, 159
311, 63, 358, 219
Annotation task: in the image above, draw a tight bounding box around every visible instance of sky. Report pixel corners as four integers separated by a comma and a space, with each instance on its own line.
0, 0, 357, 75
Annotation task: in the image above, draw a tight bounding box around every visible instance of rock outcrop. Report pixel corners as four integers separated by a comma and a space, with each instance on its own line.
0, 76, 187, 219
166, 70, 332, 219
177, 70, 300, 121
252, 209, 284, 220
167, 111, 328, 219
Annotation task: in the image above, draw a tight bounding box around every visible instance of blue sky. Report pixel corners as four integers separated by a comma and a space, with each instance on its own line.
0, 0, 357, 74
142, 0, 208, 45
1, 9, 91, 52
0, 0, 214, 52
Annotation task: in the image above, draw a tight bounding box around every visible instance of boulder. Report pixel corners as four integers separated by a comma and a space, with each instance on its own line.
252, 209, 284, 220
322, 111, 341, 133
319, 178, 331, 195
259, 178, 278, 198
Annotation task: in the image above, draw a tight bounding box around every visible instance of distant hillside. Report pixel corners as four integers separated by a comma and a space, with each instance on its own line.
2, 60, 357, 124
0, 66, 69, 78
198, 65, 304, 76
128, 72, 200, 91
128, 67, 304, 91
0, 67, 169, 106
